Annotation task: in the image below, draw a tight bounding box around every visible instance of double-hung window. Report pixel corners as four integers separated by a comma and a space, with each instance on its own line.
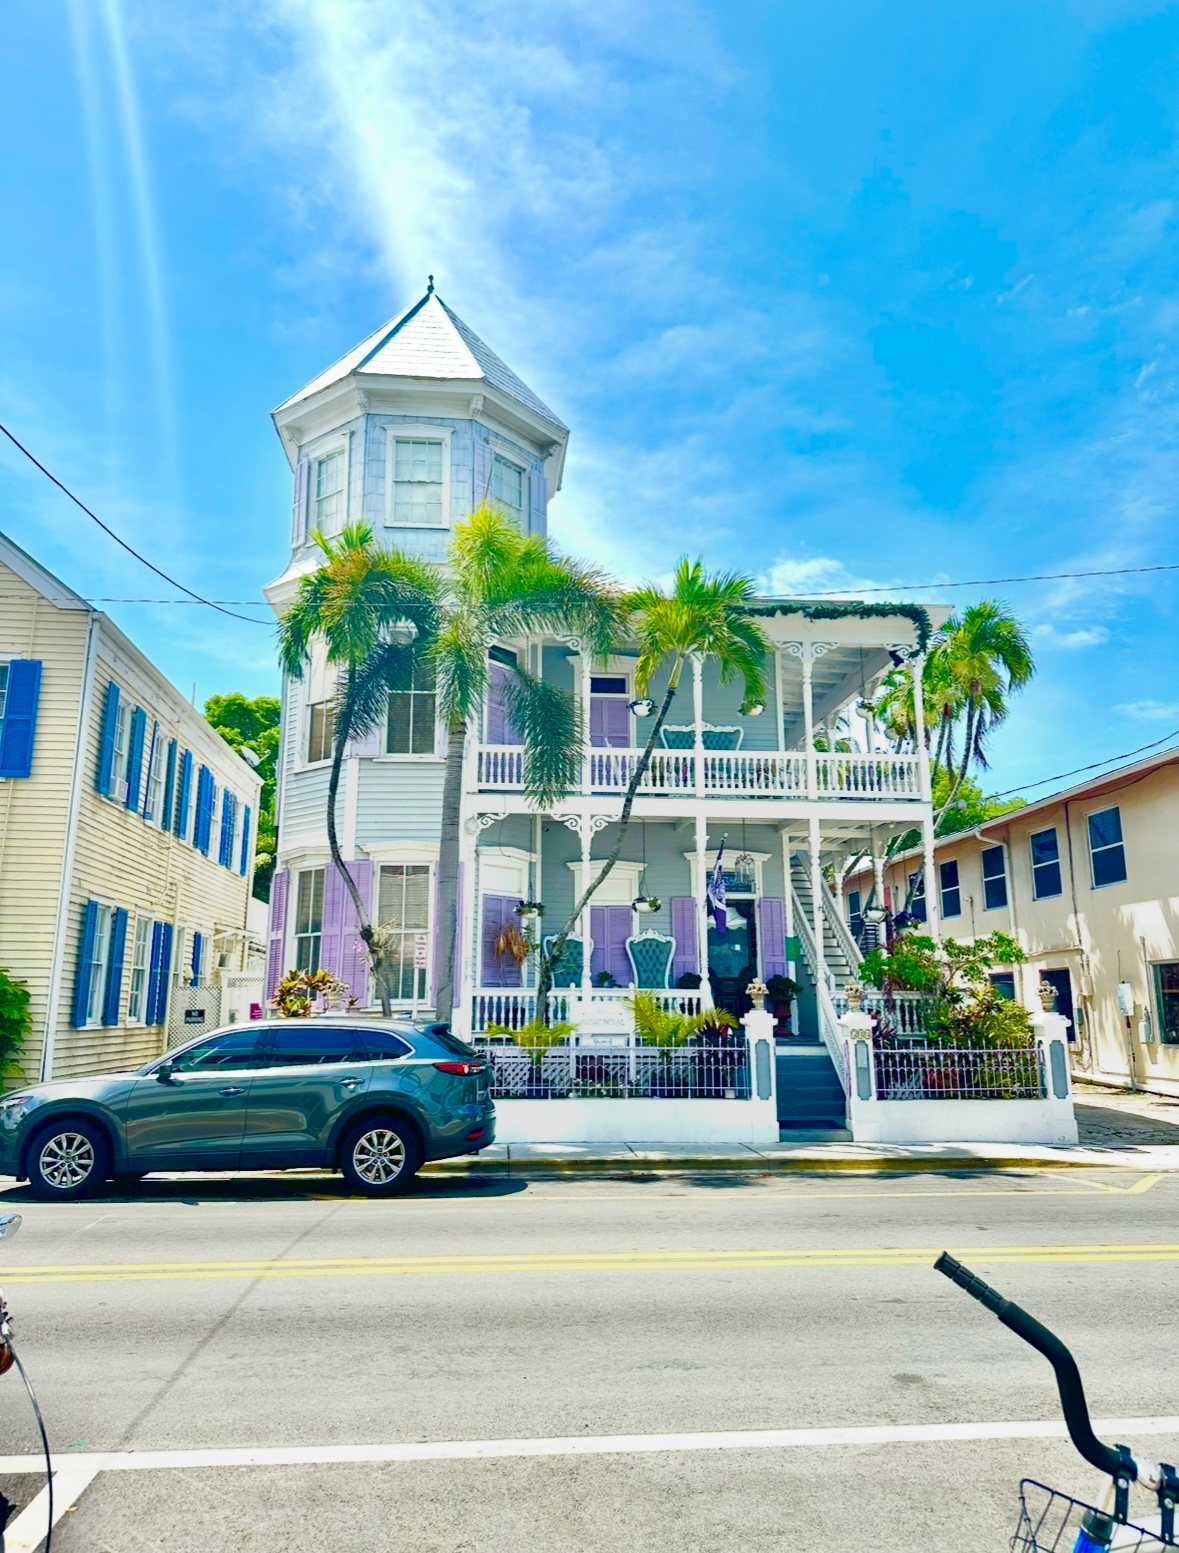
143, 724, 164, 821
1088, 806, 1127, 888
85, 905, 114, 1027
939, 859, 962, 918
908, 871, 927, 922
386, 661, 436, 754
491, 455, 525, 525
1153, 962, 1179, 1045
981, 845, 1008, 910
848, 890, 863, 941
294, 868, 325, 973
391, 439, 444, 526
109, 699, 130, 804
307, 701, 335, 764
314, 451, 345, 532
126, 917, 151, 1023
1030, 828, 1063, 899
377, 865, 431, 1001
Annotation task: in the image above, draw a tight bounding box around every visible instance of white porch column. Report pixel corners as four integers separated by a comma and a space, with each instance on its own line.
872, 852, 886, 912
531, 812, 543, 992
692, 653, 705, 799
579, 816, 593, 1001
809, 815, 825, 990
695, 813, 713, 1008
774, 648, 786, 752
576, 643, 593, 796
910, 653, 930, 801
454, 818, 480, 1039
802, 645, 817, 800
922, 811, 941, 943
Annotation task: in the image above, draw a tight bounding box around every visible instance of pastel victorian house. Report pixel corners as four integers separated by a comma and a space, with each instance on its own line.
265, 286, 952, 1130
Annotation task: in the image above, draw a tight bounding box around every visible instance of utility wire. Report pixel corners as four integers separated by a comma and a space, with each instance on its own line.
0, 422, 270, 625
946, 727, 1179, 807
793, 561, 1179, 597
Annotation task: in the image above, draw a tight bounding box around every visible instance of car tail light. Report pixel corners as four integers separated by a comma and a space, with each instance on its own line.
432, 1060, 486, 1076
465, 1128, 486, 1141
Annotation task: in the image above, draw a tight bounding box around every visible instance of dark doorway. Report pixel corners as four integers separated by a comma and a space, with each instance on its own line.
1040, 968, 1076, 1041
707, 899, 757, 1016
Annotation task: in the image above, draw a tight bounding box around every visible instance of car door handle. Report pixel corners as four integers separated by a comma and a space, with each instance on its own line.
341, 1076, 362, 1088
219, 1085, 245, 1097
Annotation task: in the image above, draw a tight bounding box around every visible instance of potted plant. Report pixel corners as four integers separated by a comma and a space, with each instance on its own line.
632, 895, 661, 914
593, 970, 618, 988
763, 973, 800, 1034
514, 900, 545, 920
674, 972, 702, 990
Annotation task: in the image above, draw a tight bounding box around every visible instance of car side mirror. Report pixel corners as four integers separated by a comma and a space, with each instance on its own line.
156, 1061, 176, 1084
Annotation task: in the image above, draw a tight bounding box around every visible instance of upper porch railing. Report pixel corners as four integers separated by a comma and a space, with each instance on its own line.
475, 746, 921, 802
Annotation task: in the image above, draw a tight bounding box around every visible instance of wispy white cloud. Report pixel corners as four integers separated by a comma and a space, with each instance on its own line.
1116, 698, 1179, 722
1030, 623, 1110, 650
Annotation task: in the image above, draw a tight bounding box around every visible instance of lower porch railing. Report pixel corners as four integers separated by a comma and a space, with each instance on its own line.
473, 1038, 752, 1100
871, 1043, 1045, 1101
470, 987, 706, 1035
832, 991, 932, 1038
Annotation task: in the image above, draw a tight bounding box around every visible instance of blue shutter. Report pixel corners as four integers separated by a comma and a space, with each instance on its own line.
191, 930, 203, 984
161, 739, 177, 830
72, 901, 99, 1027
194, 766, 214, 853
219, 792, 234, 867
125, 707, 147, 810
156, 923, 173, 1024
239, 804, 251, 876
0, 660, 43, 778
102, 907, 129, 1026
96, 681, 120, 795
174, 750, 192, 838
147, 922, 167, 1025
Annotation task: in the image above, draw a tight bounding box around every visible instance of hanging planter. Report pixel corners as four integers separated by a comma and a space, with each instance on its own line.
514, 900, 545, 919
633, 895, 662, 914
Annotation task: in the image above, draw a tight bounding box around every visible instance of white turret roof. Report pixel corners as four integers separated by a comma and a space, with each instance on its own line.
275, 288, 567, 431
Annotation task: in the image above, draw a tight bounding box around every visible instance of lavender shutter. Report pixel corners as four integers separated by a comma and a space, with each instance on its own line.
473, 439, 493, 503
481, 895, 521, 988
341, 860, 373, 1005
591, 906, 631, 985
529, 468, 546, 533
590, 698, 630, 748
486, 663, 522, 746
291, 457, 310, 546
758, 897, 787, 979
670, 898, 698, 980
267, 869, 289, 1000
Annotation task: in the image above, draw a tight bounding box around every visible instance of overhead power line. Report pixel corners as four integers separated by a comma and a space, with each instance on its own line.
793, 561, 1179, 597
0, 422, 270, 626
951, 727, 1179, 806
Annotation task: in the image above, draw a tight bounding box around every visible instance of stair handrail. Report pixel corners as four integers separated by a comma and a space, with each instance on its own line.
820, 877, 864, 974
790, 884, 849, 1095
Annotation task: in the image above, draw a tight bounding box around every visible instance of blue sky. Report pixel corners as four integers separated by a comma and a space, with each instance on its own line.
3, 1, 1179, 795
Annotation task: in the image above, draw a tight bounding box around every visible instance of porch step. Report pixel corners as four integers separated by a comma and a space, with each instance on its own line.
776, 1046, 846, 1129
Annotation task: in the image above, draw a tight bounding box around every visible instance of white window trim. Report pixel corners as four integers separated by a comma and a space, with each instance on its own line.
301, 696, 336, 771
490, 450, 527, 526
375, 859, 437, 1008
310, 438, 349, 538
380, 661, 442, 762
979, 844, 1009, 912
1030, 826, 1063, 899
85, 902, 115, 1028
125, 914, 152, 1026
1086, 804, 1127, 890
109, 698, 130, 806
384, 424, 452, 530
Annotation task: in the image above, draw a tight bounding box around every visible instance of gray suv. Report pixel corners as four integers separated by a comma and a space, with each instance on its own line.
0, 1021, 495, 1199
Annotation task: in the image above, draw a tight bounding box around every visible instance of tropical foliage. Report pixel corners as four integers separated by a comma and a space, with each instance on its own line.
278, 523, 440, 1014
432, 506, 620, 1020
536, 559, 771, 1010
860, 930, 1033, 1049
0, 970, 30, 1087
486, 1017, 575, 1050
270, 968, 348, 1018
205, 692, 281, 901
628, 991, 737, 1048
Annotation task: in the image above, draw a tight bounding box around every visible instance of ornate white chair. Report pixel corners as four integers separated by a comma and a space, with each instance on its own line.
542, 934, 590, 988
660, 724, 744, 751
625, 930, 676, 990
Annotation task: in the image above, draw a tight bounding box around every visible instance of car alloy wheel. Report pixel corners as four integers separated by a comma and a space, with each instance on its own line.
39, 1131, 97, 1190
351, 1127, 406, 1186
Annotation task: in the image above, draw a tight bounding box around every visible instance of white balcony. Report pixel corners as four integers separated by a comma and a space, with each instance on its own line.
474, 745, 921, 802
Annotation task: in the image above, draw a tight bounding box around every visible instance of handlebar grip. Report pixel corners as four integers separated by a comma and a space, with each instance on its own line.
934, 1252, 1012, 1317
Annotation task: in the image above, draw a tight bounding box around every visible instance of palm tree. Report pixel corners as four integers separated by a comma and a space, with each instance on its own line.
278, 524, 440, 1015
535, 559, 771, 1011
432, 507, 620, 1023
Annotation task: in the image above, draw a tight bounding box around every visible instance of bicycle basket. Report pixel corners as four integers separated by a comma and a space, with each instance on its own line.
1014, 1481, 1177, 1552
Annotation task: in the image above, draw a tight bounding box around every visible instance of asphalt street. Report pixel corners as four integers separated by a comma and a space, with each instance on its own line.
0, 1167, 1177, 1553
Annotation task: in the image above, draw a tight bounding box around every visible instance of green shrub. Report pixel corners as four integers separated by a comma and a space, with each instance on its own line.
629, 991, 736, 1048
0, 970, 31, 1087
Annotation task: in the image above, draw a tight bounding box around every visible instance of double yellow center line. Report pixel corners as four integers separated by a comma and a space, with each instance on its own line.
4, 1242, 1179, 1285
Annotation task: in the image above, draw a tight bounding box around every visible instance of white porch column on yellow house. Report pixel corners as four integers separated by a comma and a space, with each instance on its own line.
695, 813, 713, 1009
809, 814, 825, 989
909, 651, 941, 941
692, 652, 705, 800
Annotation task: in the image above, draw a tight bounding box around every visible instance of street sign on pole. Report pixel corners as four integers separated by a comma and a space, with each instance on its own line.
412, 933, 428, 1020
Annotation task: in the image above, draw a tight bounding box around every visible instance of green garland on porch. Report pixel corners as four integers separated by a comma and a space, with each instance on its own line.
742, 600, 933, 653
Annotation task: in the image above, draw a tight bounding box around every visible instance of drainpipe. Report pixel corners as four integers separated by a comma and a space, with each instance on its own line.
42, 613, 99, 1081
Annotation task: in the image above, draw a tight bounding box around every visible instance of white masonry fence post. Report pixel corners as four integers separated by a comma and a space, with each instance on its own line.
838, 981, 876, 1141
742, 979, 779, 1143
1030, 979, 1079, 1146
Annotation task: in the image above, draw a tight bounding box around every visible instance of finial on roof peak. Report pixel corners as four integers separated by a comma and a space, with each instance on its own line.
427, 274, 434, 294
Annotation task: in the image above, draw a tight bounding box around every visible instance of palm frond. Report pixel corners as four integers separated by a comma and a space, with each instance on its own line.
340, 639, 421, 744
503, 667, 581, 808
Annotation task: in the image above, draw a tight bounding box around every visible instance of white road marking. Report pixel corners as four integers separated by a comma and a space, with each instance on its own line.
2, 1417, 1179, 1476
3, 1465, 99, 1552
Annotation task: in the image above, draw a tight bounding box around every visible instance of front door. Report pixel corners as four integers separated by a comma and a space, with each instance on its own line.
707, 900, 757, 1016
124, 1028, 264, 1168
239, 1026, 371, 1165
1041, 969, 1076, 1041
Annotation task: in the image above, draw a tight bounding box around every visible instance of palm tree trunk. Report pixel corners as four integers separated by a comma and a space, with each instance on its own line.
434, 714, 468, 1024
535, 664, 683, 1015
327, 679, 390, 1017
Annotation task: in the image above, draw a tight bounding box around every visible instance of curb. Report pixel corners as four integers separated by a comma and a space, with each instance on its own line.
420, 1153, 1160, 1178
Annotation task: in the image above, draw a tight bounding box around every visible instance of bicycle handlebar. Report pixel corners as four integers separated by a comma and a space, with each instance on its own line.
934, 1252, 1131, 1484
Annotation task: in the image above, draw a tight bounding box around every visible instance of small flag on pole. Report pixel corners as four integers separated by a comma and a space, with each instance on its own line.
707, 843, 727, 934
